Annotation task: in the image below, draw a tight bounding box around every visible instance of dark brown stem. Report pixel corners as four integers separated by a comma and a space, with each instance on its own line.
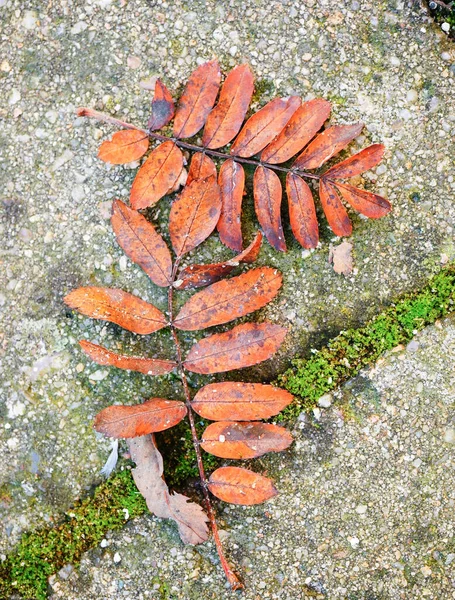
77, 106, 321, 181
167, 259, 243, 591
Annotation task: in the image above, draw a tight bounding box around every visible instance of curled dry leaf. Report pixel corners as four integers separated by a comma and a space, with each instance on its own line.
148, 79, 175, 131
208, 466, 277, 505
186, 152, 217, 186
294, 123, 364, 170
64, 287, 167, 335
174, 267, 282, 331
217, 159, 245, 252
319, 179, 352, 238
94, 398, 187, 438
325, 144, 385, 179
286, 172, 319, 249
191, 381, 294, 421
334, 181, 392, 218
254, 166, 286, 252
98, 130, 149, 165
79, 340, 177, 375
201, 421, 293, 459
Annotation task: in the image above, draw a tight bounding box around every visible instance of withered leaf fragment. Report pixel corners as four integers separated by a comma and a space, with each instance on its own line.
98, 130, 149, 165
208, 466, 277, 505
148, 79, 175, 131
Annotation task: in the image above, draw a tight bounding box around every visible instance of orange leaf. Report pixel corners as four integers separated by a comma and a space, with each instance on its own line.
261, 98, 331, 164
192, 381, 293, 421
202, 63, 254, 149
335, 182, 392, 218
174, 267, 282, 331
148, 79, 175, 131
130, 141, 184, 210
64, 287, 167, 335
254, 166, 286, 252
94, 399, 187, 438
286, 173, 319, 249
217, 159, 245, 252
208, 466, 277, 505
184, 322, 287, 374
230, 96, 301, 158
319, 179, 352, 237
186, 153, 217, 186
324, 144, 385, 179
173, 60, 221, 139
201, 421, 293, 459
111, 200, 172, 287
174, 232, 262, 290
97, 130, 149, 165
294, 123, 364, 170
169, 176, 221, 257
79, 340, 177, 375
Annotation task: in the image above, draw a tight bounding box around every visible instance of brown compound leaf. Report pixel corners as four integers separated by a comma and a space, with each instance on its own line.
191, 381, 293, 421
173, 60, 221, 139
324, 144, 385, 179
217, 159, 245, 252
186, 153, 217, 186
201, 421, 293, 459
169, 176, 221, 257
319, 179, 352, 238
174, 232, 262, 290
254, 166, 286, 252
230, 96, 301, 158
174, 267, 282, 331
94, 398, 187, 438
286, 173, 319, 249
148, 79, 175, 131
98, 130, 149, 165
79, 340, 177, 375
130, 141, 184, 210
128, 434, 209, 544
184, 322, 287, 374
64, 287, 167, 335
208, 466, 277, 505
111, 200, 172, 287
294, 123, 364, 170
202, 63, 254, 149
334, 182, 392, 219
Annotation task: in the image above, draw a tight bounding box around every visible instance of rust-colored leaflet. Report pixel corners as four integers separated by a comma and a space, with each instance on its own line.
130, 141, 184, 210
191, 382, 294, 421
173, 60, 221, 139
174, 267, 282, 331
64, 287, 168, 335
111, 200, 172, 287
254, 166, 286, 252
201, 421, 293, 459
230, 96, 301, 158
97, 130, 149, 165
148, 79, 175, 131
286, 173, 319, 249
261, 98, 331, 164
186, 153, 217, 186
335, 182, 392, 218
174, 232, 262, 290
325, 144, 385, 179
319, 179, 352, 237
94, 399, 187, 438
208, 467, 277, 505
183, 322, 287, 374
79, 340, 177, 375
217, 159, 245, 252
202, 64, 254, 149
169, 176, 221, 257
294, 123, 364, 170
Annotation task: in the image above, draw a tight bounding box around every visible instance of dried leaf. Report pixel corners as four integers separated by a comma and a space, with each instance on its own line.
294, 123, 364, 170
111, 200, 172, 287
208, 466, 277, 505
217, 159, 245, 252
334, 182, 392, 218
191, 382, 294, 421
254, 166, 286, 252
201, 421, 293, 459
148, 79, 175, 131
184, 322, 287, 374
261, 98, 331, 164
202, 63, 254, 149
186, 153, 217, 186
174, 232, 262, 290
230, 96, 301, 158
319, 179, 352, 238
325, 144, 385, 179
286, 173, 318, 249
94, 398, 187, 438
173, 60, 221, 139
169, 176, 221, 257
128, 435, 209, 544
130, 141, 184, 210
64, 287, 167, 335
79, 340, 177, 375
174, 267, 282, 331
98, 130, 149, 165
329, 241, 354, 276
